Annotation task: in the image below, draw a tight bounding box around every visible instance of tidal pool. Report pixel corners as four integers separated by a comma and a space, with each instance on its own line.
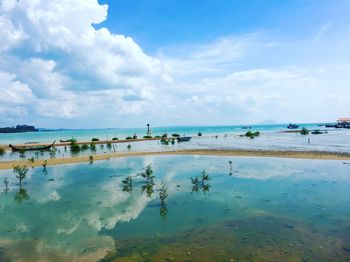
0, 156, 349, 261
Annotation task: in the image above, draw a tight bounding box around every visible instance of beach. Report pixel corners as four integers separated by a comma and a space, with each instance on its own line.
1, 148, 350, 170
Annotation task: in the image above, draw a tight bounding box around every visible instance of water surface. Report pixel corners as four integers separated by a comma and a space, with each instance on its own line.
0, 156, 349, 261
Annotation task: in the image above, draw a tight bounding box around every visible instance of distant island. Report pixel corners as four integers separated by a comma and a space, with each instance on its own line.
0, 125, 38, 133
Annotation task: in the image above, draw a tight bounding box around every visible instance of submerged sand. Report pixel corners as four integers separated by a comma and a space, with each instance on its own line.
0, 149, 350, 170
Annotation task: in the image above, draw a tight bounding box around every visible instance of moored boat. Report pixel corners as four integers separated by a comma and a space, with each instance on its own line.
177, 137, 192, 142
9, 141, 56, 151
287, 123, 299, 129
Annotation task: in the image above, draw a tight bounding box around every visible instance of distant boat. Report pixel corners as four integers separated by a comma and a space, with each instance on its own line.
9, 141, 56, 151
242, 126, 252, 129
177, 137, 192, 142
287, 123, 299, 129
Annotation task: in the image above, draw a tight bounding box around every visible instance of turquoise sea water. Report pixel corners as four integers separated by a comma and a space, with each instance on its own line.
0, 156, 349, 261
0, 123, 323, 144
1, 124, 350, 163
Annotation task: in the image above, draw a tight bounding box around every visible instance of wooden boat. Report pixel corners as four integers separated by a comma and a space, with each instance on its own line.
9, 141, 56, 151
177, 136, 192, 142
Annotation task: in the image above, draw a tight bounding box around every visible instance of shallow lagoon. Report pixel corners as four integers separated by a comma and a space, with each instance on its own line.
0, 155, 349, 261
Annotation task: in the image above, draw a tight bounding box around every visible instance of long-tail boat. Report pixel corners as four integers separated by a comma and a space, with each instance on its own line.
177, 137, 192, 142
9, 141, 56, 151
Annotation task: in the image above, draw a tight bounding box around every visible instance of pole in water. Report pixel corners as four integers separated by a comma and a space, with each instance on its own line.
308, 138, 310, 144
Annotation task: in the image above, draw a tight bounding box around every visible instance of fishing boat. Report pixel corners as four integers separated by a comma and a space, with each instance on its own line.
9, 141, 56, 151
177, 137, 192, 142
287, 123, 299, 129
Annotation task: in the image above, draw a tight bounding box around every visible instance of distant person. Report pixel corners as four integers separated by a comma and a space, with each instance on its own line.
133, 133, 137, 139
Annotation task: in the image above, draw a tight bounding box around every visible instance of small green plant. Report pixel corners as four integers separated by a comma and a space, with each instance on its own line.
70, 140, 81, 153
91, 138, 100, 142
140, 165, 154, 181
89, 143, 96, 151
106, 142, 112, 149
13, 165, 29, 186
42, 160, 47, 174
112, 137, 118, 140
3, 178, 9, 193
244, 131, 260, 139
159, 184, 168, 204
161, 138, 169, 145
191, 170, 211, 193
161, 133, 168, 138
68, 138, 77, 143
154, 135, 161, 138
125, 136, 132, 140
14, 188, 29, 204
127, 144, 131, 150
300, 127, 309, 135
171, 139, 175, 145
81, 144, 89, 150
28, 157, 35, 163
19, 149, 26, 158
172, 134, 180, 137
122, 176, 133, 192
0, 147, 5, 156
142, 182, 155, 197
143, 135, 152, 139
89, 155, 94, 163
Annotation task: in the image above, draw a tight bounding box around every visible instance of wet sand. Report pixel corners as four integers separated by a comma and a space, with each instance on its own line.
0, 148, 350, 170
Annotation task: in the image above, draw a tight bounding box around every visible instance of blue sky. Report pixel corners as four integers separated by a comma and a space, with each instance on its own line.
0, 0, 349, 128
98, 0, 347, 52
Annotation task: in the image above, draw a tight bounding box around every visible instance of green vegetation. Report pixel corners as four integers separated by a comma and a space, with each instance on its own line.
100, 144, 104, 149
0, 147, 5, 156
172, 134, 180, 137
161, 133, 168, 138
112, 137, 118, 140
80, 144, 89, 150
91, 138, 100, 142
14, 188, 30, 204
89, 155, 94, 163
143, 135, 152, 139
28, 157, 35, 163
106, 142, 112, 149
68, 138, 77, 143
125, 136, 132, 140
300, 127, 309, 135
139, 165, 154, 181
154, 135, 161, 138
89, 143, 96, 151
191, 169, 211, 193
159, 184, 168, 204
161, 138, 170, 145
2, 178, 9, 193
122, 176, 133, 192
13, 165, 29, 186
19, 149, 26, 158
127, 144, 131, 150
244, 131, 260, 139
70, 141, 81, 153
42, 160, 47, 174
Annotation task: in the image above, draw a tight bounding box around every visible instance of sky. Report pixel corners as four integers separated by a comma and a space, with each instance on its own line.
0, 0, 349, 128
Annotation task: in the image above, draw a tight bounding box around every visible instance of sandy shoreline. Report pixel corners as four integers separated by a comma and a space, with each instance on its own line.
0, 149, 349, 170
